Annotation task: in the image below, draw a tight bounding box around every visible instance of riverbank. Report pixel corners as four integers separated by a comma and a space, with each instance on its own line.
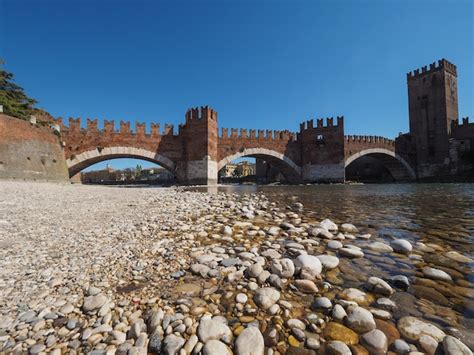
0, 182, 472, 354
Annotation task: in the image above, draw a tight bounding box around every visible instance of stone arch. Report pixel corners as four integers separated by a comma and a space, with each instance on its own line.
345, 148, 416, 181
67, 146, 175, 178
217, 148, 301, 183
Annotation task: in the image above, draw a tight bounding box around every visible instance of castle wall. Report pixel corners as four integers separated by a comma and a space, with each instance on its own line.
0, 114, 69, 182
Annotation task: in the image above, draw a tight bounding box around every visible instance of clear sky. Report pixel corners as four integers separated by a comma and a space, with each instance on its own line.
1, 0, 472, 171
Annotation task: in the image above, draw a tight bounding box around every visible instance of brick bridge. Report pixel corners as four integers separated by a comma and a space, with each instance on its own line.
54, 106, 416, 184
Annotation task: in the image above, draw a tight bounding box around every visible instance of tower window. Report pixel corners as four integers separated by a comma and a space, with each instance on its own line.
316, 134, 324, 141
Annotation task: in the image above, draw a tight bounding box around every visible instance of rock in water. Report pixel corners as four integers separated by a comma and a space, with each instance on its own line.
443, 335, 472, 355
397, 316, 446, 342
234, 327, 265, 355
360, 329, 388, 354
345, 306, 376, 334
270, 258, 295, 278
422, 267, 453, 282
321, 219, 338, 231
253, 288, 280, 310
294, 255, 322, 275
326, 340, 352, 355
391, 239, 412, 254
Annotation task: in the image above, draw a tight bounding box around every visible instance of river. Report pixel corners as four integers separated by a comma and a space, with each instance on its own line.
191, 183, 474, 338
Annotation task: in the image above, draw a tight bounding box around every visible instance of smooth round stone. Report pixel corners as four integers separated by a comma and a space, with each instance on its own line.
317, 255, 340, 269
443, 335, 472, 355
340, 288, 374, 306
397, 316, 446, 342
367, 277, 394, 296
163, 334, 185, 355
345, 306, 376, 334
332, 304, 347, 321
418, 334, 439, 354
29, 344, 46, 354
327, 240, 343, 250
326, 340, 352, 355
368, 242, 393, 253
261, 249, 281, 259
422, 267, 453, 282
236, 293, 248, 304
360, 329, 388, 354
294, 255, 322, 275
191, 264, 210, 277
321, 219, 338, 231
234, 327, 265, 355
445, 251, 473, 264
392, 339, 411, 354
391, 239, 412, 254
222, 225, 233, 236
247, 263, 263, 278
82, 294, 107, 312
197, 319, 232, 344
341, 223, 358, 233
312, 297, 332, 310
270, 258, 295, 278
59, 303, 74, 314
375, 298, 396, 311
306, 337, 321, 350
339, 248, 364, 258
203, 340, 231, 355
294, 279, 319, 293
87, 286, 101, 296
287, 318, 306, 330
254, 288, 280, 310
183, 334, 198, 354
323, 322, 359, 345
390, 275, 410, 290
267, 226, 280, 236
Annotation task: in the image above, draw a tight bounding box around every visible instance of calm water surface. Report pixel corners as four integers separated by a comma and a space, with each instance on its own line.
192, 183, 474, 335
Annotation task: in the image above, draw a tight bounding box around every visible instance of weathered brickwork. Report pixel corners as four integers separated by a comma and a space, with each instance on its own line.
0, 114, 69, 181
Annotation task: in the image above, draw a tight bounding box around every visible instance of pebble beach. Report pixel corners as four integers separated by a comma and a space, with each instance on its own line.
0, 182, 472, 355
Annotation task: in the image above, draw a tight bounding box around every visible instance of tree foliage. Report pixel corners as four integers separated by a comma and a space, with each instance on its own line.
0, 59, 38, 120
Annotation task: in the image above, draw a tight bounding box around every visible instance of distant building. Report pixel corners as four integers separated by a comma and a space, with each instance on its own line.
235, 161, 255, 177
81, 164, 174, 184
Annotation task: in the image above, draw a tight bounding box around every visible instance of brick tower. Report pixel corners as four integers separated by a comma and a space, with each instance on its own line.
407, 58, 459, 177
177, 106, 218, 184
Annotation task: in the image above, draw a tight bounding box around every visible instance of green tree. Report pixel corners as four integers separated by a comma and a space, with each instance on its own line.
135, 164, 143, 179
0, 59, 38, 120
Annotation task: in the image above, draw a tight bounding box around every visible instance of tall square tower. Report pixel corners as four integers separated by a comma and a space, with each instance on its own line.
407, 59, 459, 177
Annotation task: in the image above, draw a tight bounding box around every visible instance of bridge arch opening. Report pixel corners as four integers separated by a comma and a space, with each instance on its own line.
67, 147, 176, 183
345, 148, 416, 182
217, 148, 301, 184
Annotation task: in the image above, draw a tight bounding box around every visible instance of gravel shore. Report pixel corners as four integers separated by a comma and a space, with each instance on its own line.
0, 182, 472, 354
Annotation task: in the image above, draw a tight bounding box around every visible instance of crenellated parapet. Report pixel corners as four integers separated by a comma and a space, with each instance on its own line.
219, 127, 297, 141
407, 58, 457, 80
185, 105, 217, 124
345, 135, 395, 145
299, 116, 344, 132
55, 117, 176, 137
451, 117, 471, 128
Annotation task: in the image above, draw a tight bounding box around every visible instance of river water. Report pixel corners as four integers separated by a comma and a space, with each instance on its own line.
192, 183, 474, 338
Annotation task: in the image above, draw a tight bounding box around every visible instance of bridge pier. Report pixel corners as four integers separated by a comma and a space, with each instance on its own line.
176, 156, 218, 185
302, 163, 345, 183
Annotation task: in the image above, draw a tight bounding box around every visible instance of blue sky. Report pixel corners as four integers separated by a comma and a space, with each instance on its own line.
1, 0, 472, 171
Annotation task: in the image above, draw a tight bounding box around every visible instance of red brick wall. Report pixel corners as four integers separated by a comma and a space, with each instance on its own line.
0, 114, 69, 181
